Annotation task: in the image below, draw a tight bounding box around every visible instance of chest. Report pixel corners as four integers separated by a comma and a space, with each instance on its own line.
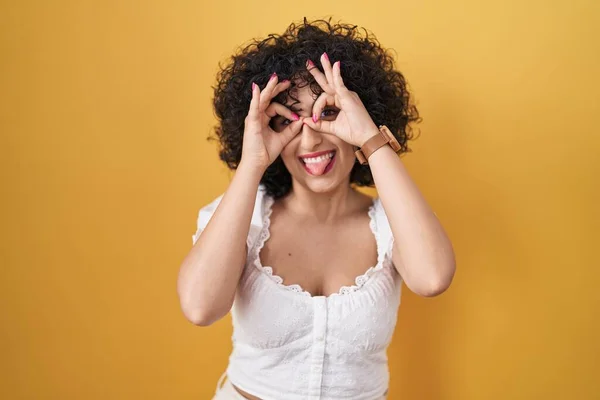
258, 211, 378, 297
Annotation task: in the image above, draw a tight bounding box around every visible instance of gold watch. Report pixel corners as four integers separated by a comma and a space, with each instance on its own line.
354, 125, 401, 165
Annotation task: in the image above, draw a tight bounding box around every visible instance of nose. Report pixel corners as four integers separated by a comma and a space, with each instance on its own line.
299, 123, 323, 150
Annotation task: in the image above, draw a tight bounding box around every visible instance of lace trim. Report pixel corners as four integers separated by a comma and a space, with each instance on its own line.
252, 194, 387, 298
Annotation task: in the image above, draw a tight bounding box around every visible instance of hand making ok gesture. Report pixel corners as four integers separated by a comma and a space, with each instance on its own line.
301, 52, 381, 148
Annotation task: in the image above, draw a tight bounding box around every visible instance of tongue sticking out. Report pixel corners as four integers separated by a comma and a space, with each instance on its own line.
304, 157, 332, 176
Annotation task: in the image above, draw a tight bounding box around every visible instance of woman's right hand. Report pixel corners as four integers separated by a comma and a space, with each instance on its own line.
240, 74, 304, 172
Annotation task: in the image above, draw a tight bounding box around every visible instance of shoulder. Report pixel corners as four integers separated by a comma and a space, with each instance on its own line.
368, 195, 388, 226
250, 184, 270, 227
191, 184, 269, 246
371, 195, 394, 257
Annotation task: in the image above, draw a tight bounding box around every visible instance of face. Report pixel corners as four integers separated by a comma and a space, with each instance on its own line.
270, 83, 357, 194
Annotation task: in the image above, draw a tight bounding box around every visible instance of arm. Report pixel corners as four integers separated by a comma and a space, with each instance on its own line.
177, 74, 303, 326
367, 143, 456, 297
177, 163, 263, 326
302, 53, 456, 297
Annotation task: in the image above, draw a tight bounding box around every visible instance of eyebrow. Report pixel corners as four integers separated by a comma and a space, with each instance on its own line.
286, 100, 317, 112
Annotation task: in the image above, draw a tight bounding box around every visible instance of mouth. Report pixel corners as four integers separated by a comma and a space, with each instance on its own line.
299, 150, 336, 176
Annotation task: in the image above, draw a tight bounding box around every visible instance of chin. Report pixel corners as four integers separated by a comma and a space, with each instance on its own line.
300, 178, 345, 194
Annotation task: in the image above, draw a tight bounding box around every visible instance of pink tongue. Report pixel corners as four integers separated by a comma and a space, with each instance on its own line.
304, 158, 331, 175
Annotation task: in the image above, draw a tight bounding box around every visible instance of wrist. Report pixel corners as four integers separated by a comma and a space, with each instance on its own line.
355, 125, 381, 148
237, 160, 267, 181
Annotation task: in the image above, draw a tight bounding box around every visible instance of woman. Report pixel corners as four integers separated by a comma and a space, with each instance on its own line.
177, 19, 456, 400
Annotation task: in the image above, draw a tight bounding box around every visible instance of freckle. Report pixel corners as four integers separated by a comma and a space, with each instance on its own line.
288, 253, 292, 256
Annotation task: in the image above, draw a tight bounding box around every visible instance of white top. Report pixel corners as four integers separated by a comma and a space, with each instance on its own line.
192, 185, 403, 400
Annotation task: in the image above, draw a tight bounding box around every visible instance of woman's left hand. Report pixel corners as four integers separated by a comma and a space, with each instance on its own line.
302, 53, 380, 147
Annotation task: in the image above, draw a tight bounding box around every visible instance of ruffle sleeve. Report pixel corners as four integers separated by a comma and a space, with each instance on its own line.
191, 185, 268, 256
372, 197, 395, 261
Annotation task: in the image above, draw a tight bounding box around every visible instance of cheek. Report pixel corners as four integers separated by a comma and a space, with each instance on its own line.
335, 143, 357, 168
279, 143, 298, 167
339, 152, 357, 173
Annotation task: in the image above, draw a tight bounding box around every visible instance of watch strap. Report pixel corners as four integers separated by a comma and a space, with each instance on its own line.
354, 125, 401, 165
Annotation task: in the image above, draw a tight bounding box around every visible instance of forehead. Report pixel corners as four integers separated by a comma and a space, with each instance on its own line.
274, 79, 323, 109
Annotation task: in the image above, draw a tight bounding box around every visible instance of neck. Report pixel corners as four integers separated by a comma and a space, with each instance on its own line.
281, 181, 360, 224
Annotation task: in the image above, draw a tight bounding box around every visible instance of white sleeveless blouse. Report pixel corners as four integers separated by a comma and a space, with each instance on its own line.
192, 185, 403, 400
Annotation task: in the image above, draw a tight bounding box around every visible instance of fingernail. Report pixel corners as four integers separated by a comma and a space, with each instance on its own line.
251, 82, 257, 91
312, 113, 318, 123
323, 52, 329, 61
281, 79, 290, 83
336, 61, 341, 68
291, 113, 299, 121
306, 59, 315, 68
270, 72, 277, 80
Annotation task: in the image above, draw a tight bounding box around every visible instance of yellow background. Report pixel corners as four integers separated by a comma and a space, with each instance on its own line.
1, 0, 598, 399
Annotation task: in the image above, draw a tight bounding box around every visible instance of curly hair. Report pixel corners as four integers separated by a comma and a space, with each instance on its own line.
210, 18, 421, 199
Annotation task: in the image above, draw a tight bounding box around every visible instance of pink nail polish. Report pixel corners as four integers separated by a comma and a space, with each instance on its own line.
312, 113, 318, 123
251, 82, 257, 91
270, 72, 277, 80
281, 79, 290, 84
323, 52, 329, 61
291, 113, 299, 121
306, 59, 315, 68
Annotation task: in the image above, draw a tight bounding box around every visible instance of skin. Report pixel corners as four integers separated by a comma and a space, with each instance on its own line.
177, 52, 456, 400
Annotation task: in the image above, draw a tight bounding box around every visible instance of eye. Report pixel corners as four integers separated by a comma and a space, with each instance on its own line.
320, 107, 339, 120
271, 117, 292, 133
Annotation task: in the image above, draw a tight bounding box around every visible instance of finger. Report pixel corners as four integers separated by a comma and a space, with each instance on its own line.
311, 91, 336, 122
320, 52, 335, 88
265, 102, 300, 121
248, 82, 260, 117
332, 61, 348, 92
306, 59, 335, 95
259, 73, 279, 111
278, 119, 304, 145
270, 79, 292, 99
302, 115, 334, 135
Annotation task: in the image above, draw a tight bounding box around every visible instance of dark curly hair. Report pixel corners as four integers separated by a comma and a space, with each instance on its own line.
210, 18, 421, 199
